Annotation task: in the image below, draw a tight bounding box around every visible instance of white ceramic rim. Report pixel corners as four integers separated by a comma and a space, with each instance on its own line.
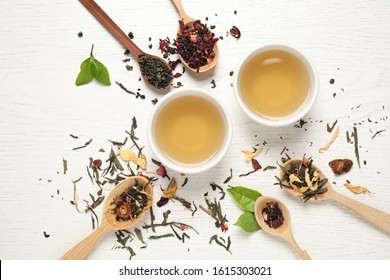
147, 87, 233, 174
233, 44, 319, 127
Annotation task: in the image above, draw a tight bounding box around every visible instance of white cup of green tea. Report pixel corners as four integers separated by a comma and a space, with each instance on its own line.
233, 44, 319, 127
147, 88, 232, 174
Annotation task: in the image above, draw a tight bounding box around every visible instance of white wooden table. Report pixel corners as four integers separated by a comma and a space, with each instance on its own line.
0, 0, 389, 260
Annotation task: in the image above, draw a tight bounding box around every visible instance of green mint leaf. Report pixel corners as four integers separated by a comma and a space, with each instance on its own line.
93, 58, 111, 86
75, 45, 111, 86
90, 57, 99, 77
234, 211, 261, 232
75, 58, 94, 86
227, 186, 261, 212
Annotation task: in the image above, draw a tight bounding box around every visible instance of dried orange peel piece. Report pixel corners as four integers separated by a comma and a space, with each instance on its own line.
319, 126, 340, 153
118, 148, 147, 169
344, 182, 372, 195
241, 146, 264, 161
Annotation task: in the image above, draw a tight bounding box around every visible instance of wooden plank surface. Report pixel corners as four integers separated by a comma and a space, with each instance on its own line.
0, 0, 389, 259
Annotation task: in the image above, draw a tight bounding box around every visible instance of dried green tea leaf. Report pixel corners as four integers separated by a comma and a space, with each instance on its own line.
227, 186, 261, 212
263, 166, 277, 172
149, 233, 175, 240
134, 228, 146, 245
63, 158, 68, 174
353, 127, 361, 168
234, 211, 261, 232
223, 168, 233, 184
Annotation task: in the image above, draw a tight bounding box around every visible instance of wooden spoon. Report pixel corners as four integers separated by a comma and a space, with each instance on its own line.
254, 195, 311, 260
79, 0, 172, 90
60, 176, 153, 260
171, 0, 219, 73
280, 159, 390, 234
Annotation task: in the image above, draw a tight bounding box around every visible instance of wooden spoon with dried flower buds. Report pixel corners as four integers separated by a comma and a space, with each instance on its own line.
254, 196, 311, 260
171, 0, 219, 73
79, 0, 172, 90
60, 176, 153, 260
279, 159, 390, 234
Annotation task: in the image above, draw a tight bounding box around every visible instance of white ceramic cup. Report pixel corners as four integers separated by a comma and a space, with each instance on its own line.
233, 44, 319, 127
147, 87, 232, 174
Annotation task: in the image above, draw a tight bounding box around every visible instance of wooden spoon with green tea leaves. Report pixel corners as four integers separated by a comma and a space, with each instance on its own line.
60, 176, 153, 260
254, 195, 311, 260
171, 0, 219, 73
79, 0, 172, 90
279, 159, 390, 234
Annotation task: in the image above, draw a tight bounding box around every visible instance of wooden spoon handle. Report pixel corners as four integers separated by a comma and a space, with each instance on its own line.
327, 190, 390, 234
60, 223, 110, 260
79, 0, 143, 58
282, 231, 311, 260
171, 0, 191, 22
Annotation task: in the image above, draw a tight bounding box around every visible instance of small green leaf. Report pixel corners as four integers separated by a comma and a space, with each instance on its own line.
75, 58, 94, 86
75, 44, 111, 86
93, 58, 111, 85
227, 186, 261, 212
234, 211, 261, 232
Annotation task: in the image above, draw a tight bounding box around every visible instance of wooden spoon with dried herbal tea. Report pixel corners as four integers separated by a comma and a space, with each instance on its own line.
80, 0, 172, 89
278, 158, 390, 234
170, 0, 219, 73
254, 196, 311, 260
60, 176, 153, 260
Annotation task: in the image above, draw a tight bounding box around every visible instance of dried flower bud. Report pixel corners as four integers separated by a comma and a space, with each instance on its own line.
251, 158, 262, 171
229, 25, 241, 39
156, 165, 168, 177
93, 159, 102, 168
221, 223, 229, 232
329, 159, 353, 175
116, 202, 131, 219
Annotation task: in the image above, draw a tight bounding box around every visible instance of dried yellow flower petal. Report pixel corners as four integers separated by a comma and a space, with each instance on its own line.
344, 182, 372, 195
162, 178, 178, 198
319, 126, 340, 153
118, 148, 147, 170
241, 146, 264, 161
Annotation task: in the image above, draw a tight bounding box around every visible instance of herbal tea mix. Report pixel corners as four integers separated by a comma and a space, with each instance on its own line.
29, 0, 390, 261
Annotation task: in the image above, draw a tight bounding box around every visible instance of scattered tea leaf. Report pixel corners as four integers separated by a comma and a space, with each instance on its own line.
372, 129, 385, 140
73, 138, 93, 151
346, 131, 352, 144
43, 231, 50, 238
63, 158, 68, 174
210, 182, 226, 200
227, 186, 261, 212
134, 228, 146, 245
181, 177, 188, 188
263, 166, 277, 172
149, 233, 175, 240
344, 182, 372, 194
223, 168, 233, 184
209, 235, 231, 254
327, 119, 338, 133
210, 79, 216, 88
89, 195, 104, 209
234, 211, 261, 232
70, 134, 79, 139
353, 126, 361, 168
